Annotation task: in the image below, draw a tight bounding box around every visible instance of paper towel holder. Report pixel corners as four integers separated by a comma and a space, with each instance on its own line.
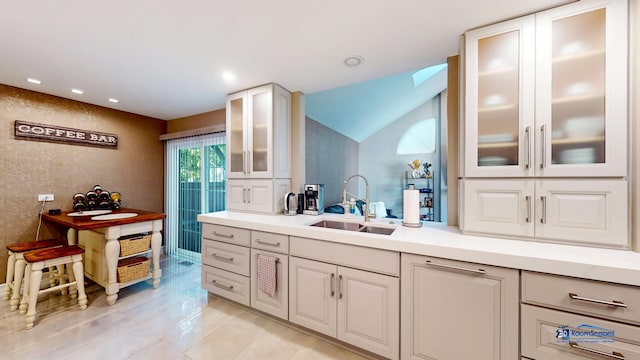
403, 184, 423, 228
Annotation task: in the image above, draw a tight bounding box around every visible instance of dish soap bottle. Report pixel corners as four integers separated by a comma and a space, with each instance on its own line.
347, 198, 356, 217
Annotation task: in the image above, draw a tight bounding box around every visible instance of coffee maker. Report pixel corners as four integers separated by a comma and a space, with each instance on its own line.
302, 184, 324, 215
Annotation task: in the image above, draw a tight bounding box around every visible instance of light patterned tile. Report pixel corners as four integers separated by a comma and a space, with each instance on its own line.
0, 256, 372, 360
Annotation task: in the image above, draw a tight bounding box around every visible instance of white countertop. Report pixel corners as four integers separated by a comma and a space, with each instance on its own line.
197, 211, 640, 287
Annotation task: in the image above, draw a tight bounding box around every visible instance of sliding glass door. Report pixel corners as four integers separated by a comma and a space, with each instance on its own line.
165, 133, 226, 262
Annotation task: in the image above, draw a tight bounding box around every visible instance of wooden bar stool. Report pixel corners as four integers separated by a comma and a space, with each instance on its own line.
19, 245, 87, 330
3, 239, 66, 311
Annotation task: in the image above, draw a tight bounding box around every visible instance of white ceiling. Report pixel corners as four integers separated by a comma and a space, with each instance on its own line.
0, 0, 572, 121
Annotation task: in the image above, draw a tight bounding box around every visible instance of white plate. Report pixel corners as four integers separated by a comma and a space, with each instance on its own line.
67, 210, 112, 217
478, 134, 514, 144
91, 213, 138, 221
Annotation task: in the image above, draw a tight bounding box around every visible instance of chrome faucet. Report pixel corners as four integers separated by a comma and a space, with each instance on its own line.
342, 174, 377, 222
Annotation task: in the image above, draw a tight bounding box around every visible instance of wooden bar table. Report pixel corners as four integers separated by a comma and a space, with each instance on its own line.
42, 208, 165, 305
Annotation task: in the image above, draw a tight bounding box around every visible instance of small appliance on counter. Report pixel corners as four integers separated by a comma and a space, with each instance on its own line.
303, 184, 324, 215
283, 192, 297, 216
297, 193, 305, 214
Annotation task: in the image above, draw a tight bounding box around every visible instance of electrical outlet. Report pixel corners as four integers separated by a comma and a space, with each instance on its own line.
38, 194, 54, 202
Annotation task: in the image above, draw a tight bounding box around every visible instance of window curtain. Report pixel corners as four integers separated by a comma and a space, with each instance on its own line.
165, 132, 226, 263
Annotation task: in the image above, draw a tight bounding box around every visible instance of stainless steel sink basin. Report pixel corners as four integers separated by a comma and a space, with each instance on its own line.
309, 220, 396, 235
309, 220, 363, 231
358, 226, 396, 235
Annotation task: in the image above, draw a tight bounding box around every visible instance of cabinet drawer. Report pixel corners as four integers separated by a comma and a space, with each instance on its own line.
522, 271, 640, 326
201, 265, 250, 306
521, 304, 640, 360
202, 239, 250, 276
290, 236, 399, 276
251, 231, 289, 254
202, 224, 250, 246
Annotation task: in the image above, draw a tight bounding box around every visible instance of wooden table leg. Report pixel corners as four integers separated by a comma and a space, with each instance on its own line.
103, 227, 121, 306
151, 219, 163, 289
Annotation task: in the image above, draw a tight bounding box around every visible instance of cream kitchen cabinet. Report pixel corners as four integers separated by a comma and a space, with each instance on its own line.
521, 271, 640, 359
201, 224, 291, 319
289, 237, 400, 360
201, 224, 252, 306
226, 178, 290, 213
461, 179, 629, 248
464, 0, 628, 178
226, 83, 291, 180
401, 253, 519, 360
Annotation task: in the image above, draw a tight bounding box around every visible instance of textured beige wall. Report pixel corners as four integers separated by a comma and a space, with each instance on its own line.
0, 84, 166, 280
167, 108, 225, 133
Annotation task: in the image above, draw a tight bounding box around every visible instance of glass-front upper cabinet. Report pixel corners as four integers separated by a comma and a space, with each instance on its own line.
226, 85, 274, 179
464, 16, 536, 177
226, 83, 290, 180
535, 0, 627, 177
465, 0, 628, 178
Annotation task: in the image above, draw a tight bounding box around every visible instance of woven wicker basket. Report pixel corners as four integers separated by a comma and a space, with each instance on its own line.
119, 233, 151, 257
117, 256, 150, 283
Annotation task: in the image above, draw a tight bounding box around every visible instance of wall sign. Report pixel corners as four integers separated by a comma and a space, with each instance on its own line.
14, 120, 118, 148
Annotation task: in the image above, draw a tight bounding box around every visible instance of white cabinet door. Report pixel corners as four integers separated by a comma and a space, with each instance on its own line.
337, 266, 399, 360
401, 253, 519, 360
464, 15, 536, 178
289, 257, 337, 337
535, 179, 628, 248
226, 179, 247, 211
462, 179, 535, 237
246, 179, 273, 213
247, 85, 274, 178
250, 249, 288, 321
226, 91, 248, 179
535, 0, 627, 177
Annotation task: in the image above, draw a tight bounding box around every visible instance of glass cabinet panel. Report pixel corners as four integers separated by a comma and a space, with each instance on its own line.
550, 9, 605, 165
228, 97, 245, 174
251, 91, 269, 173
476, 30, 520, 167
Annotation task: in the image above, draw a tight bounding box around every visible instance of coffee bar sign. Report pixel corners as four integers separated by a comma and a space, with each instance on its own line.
14, 121, 118, 148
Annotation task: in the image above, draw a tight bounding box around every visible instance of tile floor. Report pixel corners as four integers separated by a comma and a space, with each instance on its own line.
1, 256, 370, 360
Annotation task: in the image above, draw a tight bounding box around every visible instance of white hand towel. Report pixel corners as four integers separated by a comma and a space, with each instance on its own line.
257, 254, 277, 297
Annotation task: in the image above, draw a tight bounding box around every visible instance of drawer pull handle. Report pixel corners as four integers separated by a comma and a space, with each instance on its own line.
212, 253, 234, 262
211, 280, 234, 291
426, 260, 486, 275
568, 293, 628, 308
540, 125, 546, 169
338, 275, 343, 299
524, 126, 530, 169
330, 273, 335, 297
525, 195, 531, 223
569, 341, 625, 359
255, 239, 281, 247
540, 196, 547, 224
213, 231, 234, 239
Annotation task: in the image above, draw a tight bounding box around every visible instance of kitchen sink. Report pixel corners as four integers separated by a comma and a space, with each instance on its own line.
309, 220, 396, 235
309, 220, 363, 231
358, 226, 396, 235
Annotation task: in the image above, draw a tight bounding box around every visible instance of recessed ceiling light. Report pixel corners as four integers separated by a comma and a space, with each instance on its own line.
108, 98, 119, 103
344, 55, 364, 67
71, 89, 84, 94
27, 78, 42, 84
222, 71, 236, 82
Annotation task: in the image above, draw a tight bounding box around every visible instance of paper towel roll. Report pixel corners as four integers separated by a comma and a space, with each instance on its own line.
403, 188, 421, 227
